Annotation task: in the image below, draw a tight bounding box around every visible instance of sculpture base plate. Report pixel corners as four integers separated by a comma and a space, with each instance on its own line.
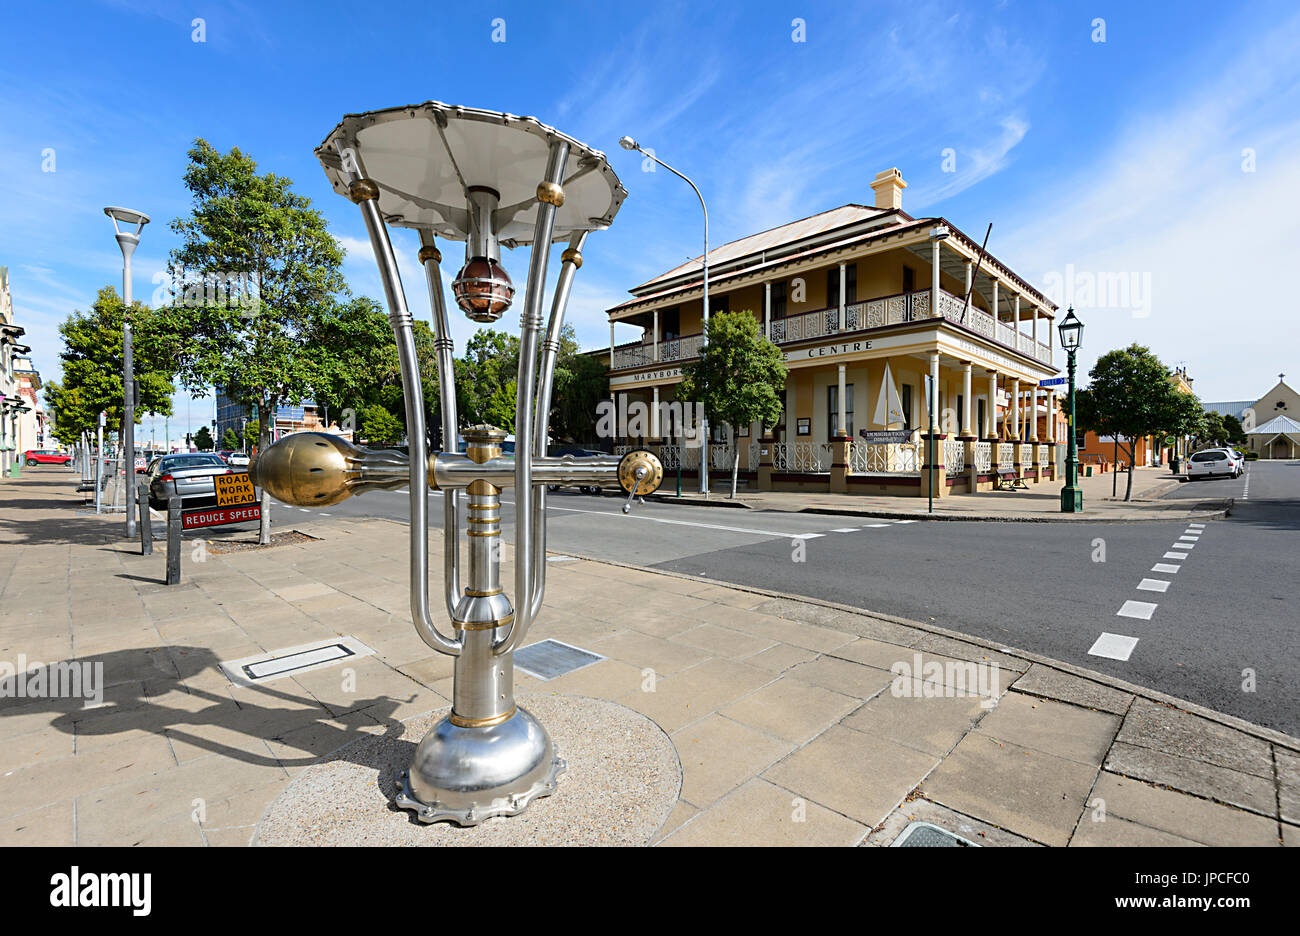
252, 694, 681, 846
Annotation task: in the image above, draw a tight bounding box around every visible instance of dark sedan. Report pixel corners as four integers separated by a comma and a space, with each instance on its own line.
146, 453, 242, 510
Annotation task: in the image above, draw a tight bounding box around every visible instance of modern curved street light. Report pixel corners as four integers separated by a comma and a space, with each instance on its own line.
618, 136, 711, 495
104, 206, 150, 537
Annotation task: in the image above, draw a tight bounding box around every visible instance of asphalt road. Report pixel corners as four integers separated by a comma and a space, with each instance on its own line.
270, 461, 1300, 736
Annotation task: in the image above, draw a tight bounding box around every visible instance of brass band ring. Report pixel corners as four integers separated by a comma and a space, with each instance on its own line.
348, 179, 380, 203
449, 705, 517, 729
453, 613, 515, 631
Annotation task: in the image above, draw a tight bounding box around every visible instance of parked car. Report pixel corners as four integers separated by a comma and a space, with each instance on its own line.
1186, 448, 1238, 480
23, 449, 72, 466
147, 453, 241, 510
547, 444, 610, 495
217, 450, 251, 468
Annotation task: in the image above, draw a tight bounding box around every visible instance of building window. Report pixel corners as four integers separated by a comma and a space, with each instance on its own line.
709, 294, 729, 316
955, 394, 964, 435
770, 282, 787, 319
660, 306, 680, 341
827, 265, 857, 308
903, 265, 915, 294
978, 398, 987, 437
827, 384, 854, 439
901, 384, 913, 431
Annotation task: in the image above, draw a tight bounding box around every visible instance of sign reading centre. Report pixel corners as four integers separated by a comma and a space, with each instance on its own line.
215, 472, 256, 507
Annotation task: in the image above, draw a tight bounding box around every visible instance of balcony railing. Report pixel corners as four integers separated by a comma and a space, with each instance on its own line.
612, 288, 1054, 371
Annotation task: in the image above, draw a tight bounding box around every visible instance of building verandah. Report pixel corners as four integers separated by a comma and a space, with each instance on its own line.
608, 341, 1063, 498
602, 168, 1062, 497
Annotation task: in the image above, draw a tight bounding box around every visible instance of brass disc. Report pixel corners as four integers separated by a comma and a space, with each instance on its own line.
617, 450, 664, 496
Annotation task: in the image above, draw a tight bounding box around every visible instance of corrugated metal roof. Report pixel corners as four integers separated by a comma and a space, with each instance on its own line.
636, 204, 890, 290
1249, 414, 1300, 436
1203, 400, 1255, 421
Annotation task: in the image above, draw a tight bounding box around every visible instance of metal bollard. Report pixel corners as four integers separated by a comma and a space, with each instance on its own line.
138, 482, 152, 556
166, 496, 181, 585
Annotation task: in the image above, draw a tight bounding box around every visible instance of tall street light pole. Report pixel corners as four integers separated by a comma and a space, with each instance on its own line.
105, 207, 150, 538
1058, 306, 1084, 513
619, 136, 710, 496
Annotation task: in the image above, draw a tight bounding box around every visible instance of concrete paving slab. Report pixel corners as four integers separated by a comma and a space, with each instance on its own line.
1010, 663, 1135, 716
923, 732, 1100, 846
762, 724, 939, 827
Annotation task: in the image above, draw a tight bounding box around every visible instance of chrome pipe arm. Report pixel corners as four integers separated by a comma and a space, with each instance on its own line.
495, 140, 569, 657
418, 230, 463, 622
352, 180, 461, 658
529, 231, 589, 620
433, 452, 621, 490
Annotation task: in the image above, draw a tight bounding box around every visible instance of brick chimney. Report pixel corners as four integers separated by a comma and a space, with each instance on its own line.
870, 168, 907, 211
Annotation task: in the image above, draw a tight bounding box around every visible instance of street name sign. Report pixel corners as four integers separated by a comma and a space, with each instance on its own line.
1039, 377, 1069, 388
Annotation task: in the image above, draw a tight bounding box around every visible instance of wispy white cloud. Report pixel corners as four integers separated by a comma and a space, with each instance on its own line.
995, 11, 1300, 400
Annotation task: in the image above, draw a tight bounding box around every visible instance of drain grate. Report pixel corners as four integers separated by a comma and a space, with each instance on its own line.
891, 821, 979, 847
220, 636, 375, 687
515, 639, 604, 680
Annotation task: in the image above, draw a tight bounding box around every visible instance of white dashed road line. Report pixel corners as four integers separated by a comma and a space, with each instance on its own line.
1117, 600, 1159, 620
1089, 632, 1140, 661
1090, 524, 1209, 662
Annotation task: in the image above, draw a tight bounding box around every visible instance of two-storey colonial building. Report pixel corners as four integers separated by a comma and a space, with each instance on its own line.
603, 169, 1063, 496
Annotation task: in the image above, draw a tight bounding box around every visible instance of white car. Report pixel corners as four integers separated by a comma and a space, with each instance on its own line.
1186, 448, 1240, 480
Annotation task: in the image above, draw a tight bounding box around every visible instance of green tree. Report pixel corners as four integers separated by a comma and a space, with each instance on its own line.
1222, 413, 1248, 446
244, 420, 259, 450
677, 311, 787, 497
220, 428, 240, 450
550, 324, 609, 445
44, 287, 175, 444
1075, 344, 1203, 500
456, 329, 520, 432
1198, 410, 1228, 448
193, 426, 214, 451
154, 140, 388, 543
360, 404, 405, 445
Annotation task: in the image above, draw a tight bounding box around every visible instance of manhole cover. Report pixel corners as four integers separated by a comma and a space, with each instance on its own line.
891, 821, 979, 847
515, 639, 604, 680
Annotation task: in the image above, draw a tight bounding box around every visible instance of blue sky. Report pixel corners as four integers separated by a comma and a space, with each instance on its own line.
3, 0, 1299, 437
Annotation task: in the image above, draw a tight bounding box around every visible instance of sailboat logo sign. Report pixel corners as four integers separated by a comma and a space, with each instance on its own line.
872, 362, 906, 428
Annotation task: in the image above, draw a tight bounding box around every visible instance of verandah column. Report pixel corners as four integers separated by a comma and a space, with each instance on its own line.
831, 363, 849, 493
986, 369, 998, 440
922, 352, 947, 499
764, 281, 771, 339
960, 362, 973, 438
1009, 378, 1021, 440
653, 309, 660, 362
838, 263, 847, 331
1046, 388, 1058, 480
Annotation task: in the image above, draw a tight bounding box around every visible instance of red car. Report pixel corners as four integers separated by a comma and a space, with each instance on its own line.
24, 449, 72, 466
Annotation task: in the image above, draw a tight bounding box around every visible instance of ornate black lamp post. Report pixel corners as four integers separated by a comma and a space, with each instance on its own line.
1059, 306, 1084, 513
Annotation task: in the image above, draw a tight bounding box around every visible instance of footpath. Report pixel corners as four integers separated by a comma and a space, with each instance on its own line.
653, 466, 1231, 522
0, 471, 1292, 846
